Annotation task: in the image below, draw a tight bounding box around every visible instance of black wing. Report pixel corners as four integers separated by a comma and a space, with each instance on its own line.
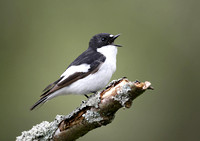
30, 49, 105, 110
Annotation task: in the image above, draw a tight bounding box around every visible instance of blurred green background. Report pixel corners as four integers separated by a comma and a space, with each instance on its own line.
0, 0, 199, 140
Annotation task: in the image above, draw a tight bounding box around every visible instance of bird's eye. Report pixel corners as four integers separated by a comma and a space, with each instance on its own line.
101, 37, 106, 41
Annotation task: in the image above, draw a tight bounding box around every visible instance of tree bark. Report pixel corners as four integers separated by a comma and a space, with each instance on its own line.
16, 77, 153, 141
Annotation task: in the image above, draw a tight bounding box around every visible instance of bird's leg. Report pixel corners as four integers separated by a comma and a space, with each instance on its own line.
84, 94, 89, 98
84, 91, 97, 98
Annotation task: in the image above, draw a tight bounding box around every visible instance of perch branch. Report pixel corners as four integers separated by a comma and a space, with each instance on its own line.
16, 77, 153, 141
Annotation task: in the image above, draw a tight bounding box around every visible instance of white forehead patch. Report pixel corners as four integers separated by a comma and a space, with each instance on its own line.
109, 34, 114, 37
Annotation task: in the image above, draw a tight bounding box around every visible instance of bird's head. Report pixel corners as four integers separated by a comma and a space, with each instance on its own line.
89, 33, 121, 49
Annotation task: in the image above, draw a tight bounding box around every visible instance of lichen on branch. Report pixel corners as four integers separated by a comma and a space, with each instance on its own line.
16, 77, 153, 141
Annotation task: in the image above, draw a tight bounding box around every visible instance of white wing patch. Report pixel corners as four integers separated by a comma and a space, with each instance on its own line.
60, 64, 90, 83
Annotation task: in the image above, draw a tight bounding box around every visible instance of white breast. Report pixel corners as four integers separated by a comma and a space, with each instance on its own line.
97, 45, 118, 74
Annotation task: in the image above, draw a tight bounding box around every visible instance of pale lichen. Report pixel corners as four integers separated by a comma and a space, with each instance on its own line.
16, 115, 64, 141
113, 83, 132, 107
82, 110, 103, 123
84, 92, 101, 108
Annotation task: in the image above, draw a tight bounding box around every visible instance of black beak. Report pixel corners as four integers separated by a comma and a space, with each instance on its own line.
111, 34, 122, 47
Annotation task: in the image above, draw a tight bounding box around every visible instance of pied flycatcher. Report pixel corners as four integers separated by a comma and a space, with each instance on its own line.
30, 33, 121, 110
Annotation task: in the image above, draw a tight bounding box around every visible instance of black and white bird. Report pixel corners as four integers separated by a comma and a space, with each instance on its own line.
30, 33, 121, 110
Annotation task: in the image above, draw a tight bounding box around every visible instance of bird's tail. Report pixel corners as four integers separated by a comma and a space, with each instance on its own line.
30, 96, 48, 110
